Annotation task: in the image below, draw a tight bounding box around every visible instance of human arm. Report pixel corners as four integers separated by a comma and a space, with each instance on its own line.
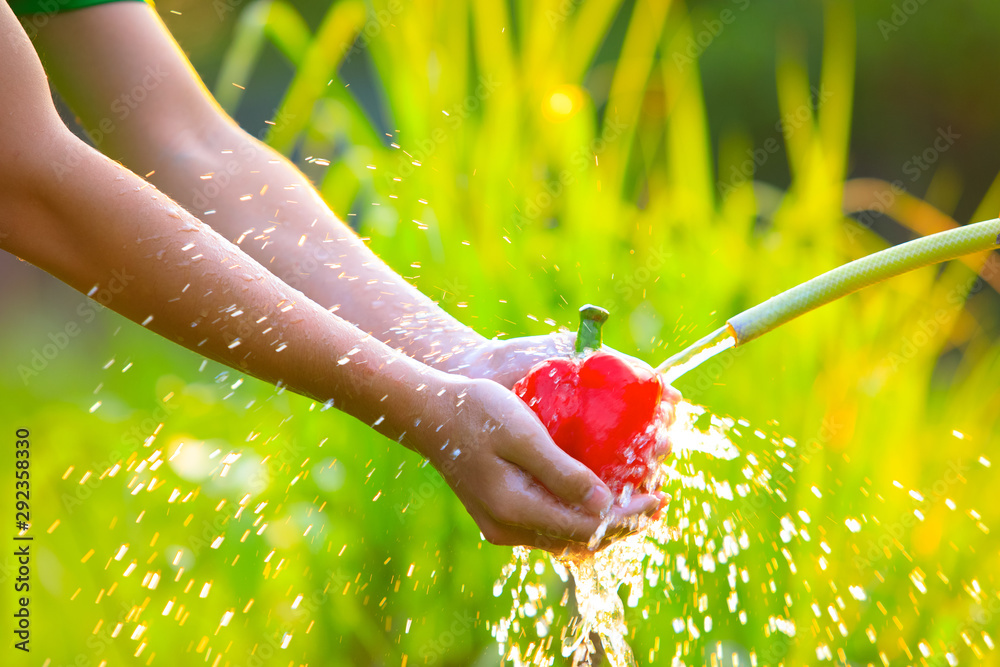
25, 1, 488, 372
24, 3, 683, 411
1, 2, 658, 552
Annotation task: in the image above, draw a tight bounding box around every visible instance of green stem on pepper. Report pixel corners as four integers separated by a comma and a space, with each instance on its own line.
575, 305, 610, 354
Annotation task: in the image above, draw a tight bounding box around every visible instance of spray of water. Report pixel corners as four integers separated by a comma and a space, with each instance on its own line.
491, 402, 994, 666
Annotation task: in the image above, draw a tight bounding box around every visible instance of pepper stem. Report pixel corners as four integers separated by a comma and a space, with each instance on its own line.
576, 305, 609, 354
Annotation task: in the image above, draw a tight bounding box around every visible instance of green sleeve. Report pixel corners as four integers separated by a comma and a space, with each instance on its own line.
10, 0, 148, 16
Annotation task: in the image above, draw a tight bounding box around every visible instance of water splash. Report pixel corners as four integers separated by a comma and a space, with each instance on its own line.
493, 402, 739, 665
491, 402, 995, 665
657, 326, 736, 385
57, 349, 998, 665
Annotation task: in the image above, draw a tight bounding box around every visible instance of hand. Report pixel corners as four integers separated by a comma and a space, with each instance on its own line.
448, 332, 682, 399
446, 332, 576, 389
414, 373, 661, 554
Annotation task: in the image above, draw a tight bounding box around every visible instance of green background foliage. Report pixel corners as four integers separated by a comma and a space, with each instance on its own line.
2, 0, 999, 665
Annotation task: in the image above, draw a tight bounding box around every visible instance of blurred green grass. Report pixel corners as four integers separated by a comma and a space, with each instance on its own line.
3, 0, 1000, 665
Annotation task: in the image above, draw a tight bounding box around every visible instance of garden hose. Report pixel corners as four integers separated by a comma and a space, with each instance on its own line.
656, 217, 1000, 380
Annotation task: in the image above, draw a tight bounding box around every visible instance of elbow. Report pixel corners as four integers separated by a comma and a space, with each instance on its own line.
0, 116, 80, 203
111, 103, 248, 181
0, 119, 102, 281
125, 113, 266, 213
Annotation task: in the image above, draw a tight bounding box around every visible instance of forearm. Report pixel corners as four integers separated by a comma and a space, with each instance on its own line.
25, 2, 484, 373
128, 120, 486, 370
4, 127, 448, 446
6, 2, 666, 551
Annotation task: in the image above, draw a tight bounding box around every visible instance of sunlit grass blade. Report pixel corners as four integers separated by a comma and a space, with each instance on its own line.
213, 0, 312, 114
604, 0, 671, 197
817, 0, 855, 187
774, 42, 815, 190
662, 50, 715, 223
563, 0, 628, 83
266, 0, 367, 154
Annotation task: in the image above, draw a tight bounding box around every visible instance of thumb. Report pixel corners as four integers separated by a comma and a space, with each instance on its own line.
501, 422, 613, 516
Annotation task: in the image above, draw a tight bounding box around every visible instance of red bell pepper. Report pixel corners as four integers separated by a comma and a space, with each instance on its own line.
513, 305, 671, 497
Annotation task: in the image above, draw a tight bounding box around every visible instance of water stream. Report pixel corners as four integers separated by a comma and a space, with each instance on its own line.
491, 401, 993, 665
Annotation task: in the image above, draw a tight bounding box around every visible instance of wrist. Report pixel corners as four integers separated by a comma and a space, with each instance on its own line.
434, 337, 500, 378
420, 331, 491, 376
445, 333, 576, 387
389, 367, 499, 471
366, 355, 460, 459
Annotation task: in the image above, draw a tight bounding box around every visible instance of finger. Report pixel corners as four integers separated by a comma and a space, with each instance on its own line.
477, 486, 657, 555
485, 466, 608, 542
488, 465, 660, 540
479, 509, 637, 555
612, 493, 661, 519
483, 507, 652, 556
481, 520, 584, 554
498, 423, 613, 517
471, 494, 590, 553
605, 494, 660, 533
